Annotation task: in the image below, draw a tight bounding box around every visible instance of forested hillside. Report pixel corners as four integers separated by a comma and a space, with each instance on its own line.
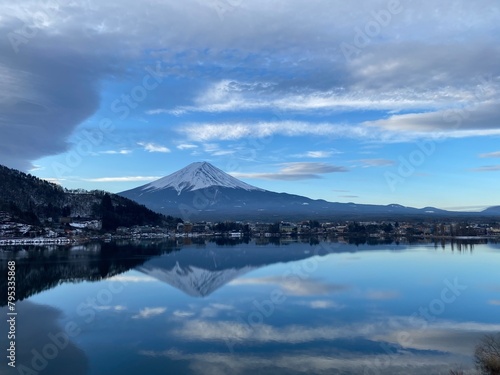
0, 164, 181, 230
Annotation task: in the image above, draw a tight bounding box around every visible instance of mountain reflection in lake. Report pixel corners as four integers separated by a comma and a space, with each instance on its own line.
1, 239, 499, 375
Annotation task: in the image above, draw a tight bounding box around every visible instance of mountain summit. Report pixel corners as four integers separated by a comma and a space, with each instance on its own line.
141, 162, 263, 194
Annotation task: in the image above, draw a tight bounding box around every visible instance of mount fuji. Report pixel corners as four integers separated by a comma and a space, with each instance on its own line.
118, 162, 486, 221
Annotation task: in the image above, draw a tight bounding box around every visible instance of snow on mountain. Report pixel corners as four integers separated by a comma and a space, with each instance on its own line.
142, 162, 264, 194
137, 262, 257, 297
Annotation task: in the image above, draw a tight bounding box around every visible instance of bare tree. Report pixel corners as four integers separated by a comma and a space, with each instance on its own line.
475, 334, 500, 375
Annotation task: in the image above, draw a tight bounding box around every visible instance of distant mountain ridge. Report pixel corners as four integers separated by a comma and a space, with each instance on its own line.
119, 162, 499, 221
483, 206, 500, 214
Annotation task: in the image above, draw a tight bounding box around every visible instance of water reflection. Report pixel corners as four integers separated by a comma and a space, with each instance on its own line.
0, 241, 181, 305
0, 302, 89, 375
136, 240, 348, 297
0, 240, 498, 375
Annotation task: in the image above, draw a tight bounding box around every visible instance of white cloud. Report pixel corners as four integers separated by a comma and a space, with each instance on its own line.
480, 151, 500, 158
358, 159, 395, 167
280, 163, 347, 175
211, 150, 235, 156
202, 143, 219, 152
472, 165, 500, 172
364, 101, 500, 134
178, 117, 500, 145
177, 144, 198, 150
132, 307, 167, 319
172, 310, 195, 318
229, 162, 347, 181
84, 176, 161, 182
293, 150, 341, 158
160, 77, 492, 115
178, 121, 373, 142
100, 149, 132, 155
138, 142, 171, 153
196, 142, 237, 157
41, 177, 64, 185
95, 305, 127, 311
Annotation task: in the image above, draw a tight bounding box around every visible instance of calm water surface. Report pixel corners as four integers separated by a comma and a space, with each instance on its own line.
1, 239, 499, 375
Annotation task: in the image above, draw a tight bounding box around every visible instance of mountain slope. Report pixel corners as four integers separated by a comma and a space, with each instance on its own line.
0, 164, 177, 229
119, 162, 487, 221
483, 206, 500, 215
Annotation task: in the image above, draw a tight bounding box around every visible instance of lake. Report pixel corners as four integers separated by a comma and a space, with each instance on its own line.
1, 239, 499, 375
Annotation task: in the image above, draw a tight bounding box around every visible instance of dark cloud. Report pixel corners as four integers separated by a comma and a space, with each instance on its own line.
0, 25, 113, 170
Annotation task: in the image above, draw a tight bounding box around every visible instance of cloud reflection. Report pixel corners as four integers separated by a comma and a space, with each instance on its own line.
107, 274, 158, 283
229, 276, 349, 296
167, 315, 500, 373
132, 307, 167, 319
295, 300, 345, 310
174, 319, 376, 343
139, 349, 465, 375
94, 305, 127, 311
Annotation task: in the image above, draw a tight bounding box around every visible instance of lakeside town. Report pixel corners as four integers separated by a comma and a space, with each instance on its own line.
1, 210, 499, 246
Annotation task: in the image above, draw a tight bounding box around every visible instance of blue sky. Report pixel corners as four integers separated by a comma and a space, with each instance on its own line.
1, 0, 499, 210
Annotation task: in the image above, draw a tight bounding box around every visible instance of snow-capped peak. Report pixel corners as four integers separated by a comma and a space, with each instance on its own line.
142, 162, 264, 193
